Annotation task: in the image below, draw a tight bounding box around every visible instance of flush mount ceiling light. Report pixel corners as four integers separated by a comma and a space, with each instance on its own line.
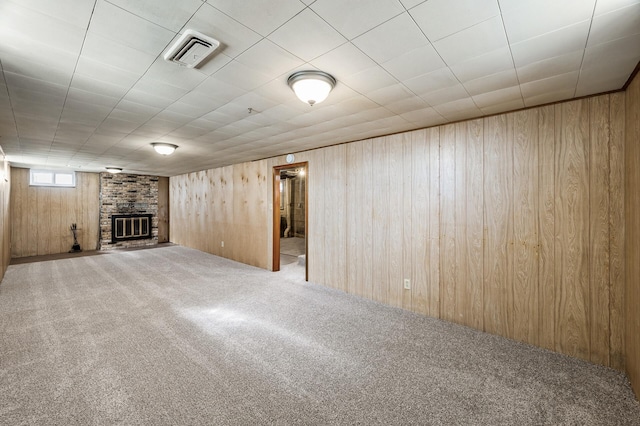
287, 70, 336, 106
151, 143, 178, 156
105, 167, 122, 174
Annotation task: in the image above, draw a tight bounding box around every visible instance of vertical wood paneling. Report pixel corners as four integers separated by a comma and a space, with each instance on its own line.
411, 130, 429, 315
427, 128, 441, 318
465, 119, 484, 330
157, 176, 170, 243
609, 92, 625, 370
362, 140, 374, 300
10, 168, 100, 257
389, 136, 404, 308
512, 109, 539, 345
589, 95, 611, 366
454, 122, 469, 326
439, 124, 456, 323
555, 99, 590, 360
538, 105, 556, 351
483, 114, 514, 339
372, 137, 390, 304
346, 142, 363, 295
169, 90, 629, 374
0, 158, 10, 280
327, 145, 347, 292
402, 134, 413, 311
625, 71, 640, 398
309, 150, 325, 285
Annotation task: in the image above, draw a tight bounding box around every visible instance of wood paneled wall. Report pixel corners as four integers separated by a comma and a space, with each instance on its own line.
158, 176, 170, 243
625, 71, 640, 398
264, 93, 626, 370
0, 154, 10, 281
170, 92, 627, 372
169, 161, 269, 269
10, 168, 100, 257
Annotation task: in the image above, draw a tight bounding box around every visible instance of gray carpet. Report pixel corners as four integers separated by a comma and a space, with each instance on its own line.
0, 246, 638, 425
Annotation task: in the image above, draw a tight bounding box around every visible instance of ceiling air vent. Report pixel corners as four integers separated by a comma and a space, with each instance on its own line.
163, 29, 220, 68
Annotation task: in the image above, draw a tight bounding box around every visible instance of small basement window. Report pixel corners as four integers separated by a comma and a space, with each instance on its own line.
29, 169, 76, 187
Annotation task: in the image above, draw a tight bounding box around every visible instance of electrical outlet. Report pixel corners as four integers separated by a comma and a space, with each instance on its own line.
403, 279, 411, 290
221, 241, 224, 247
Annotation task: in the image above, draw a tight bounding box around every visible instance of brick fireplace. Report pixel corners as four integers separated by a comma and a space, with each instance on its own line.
100, 173, 159, 250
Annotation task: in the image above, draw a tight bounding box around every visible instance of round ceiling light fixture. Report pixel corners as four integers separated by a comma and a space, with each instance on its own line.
287, 70, 336, 106
105, 167, 122, 174
151, 142, 178, 155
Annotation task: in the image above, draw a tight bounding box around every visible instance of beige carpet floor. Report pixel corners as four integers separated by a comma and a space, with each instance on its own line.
0, 245, 638, 425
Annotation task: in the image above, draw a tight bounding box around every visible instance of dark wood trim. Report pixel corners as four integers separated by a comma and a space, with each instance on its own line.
272, 162, 308, 281
623, 60, 640, 91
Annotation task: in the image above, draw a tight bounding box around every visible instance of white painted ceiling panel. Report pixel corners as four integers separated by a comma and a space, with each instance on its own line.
269, 8, 346, 62
433, 16, 508, 65
310, 0, 405, 40
410, 0, 500, 41
0, 0, 638, 175
205, 0, 305, 37
501, 0, 595, 43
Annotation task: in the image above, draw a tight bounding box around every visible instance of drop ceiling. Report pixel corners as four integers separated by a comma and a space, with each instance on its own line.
0, 0, 639, 176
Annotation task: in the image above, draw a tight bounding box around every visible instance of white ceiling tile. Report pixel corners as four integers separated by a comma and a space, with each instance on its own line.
75, 57, 140, 90
472, 85, 522, 109
511, 21, 591, 68
235, 39, 304, 80
205, 0, 305, 36
9, 0, 94, 28
594, 0, 640, 15
144, 59, 209, 91
577, 33, 640, 95
400, 106, 446, 127
384, 96, 432, 115
403, 67, 459, 96
185, 4, 262, 58
400, 0, 427, 9
449, 46, 514, 82
382, 44, 446, 81
520, 71, 579, 99
0, 1, 86, 56
587, 3, 640, 47
352, 13, 428, 63
269, 8, 346, 62
410, 0, 500, 41
104, 0, 203, 32
523, 88, 576, 107
190, 53, 234, 77
210, 61, 274, 92
463, 69, 519, 96
311, 0, 405, 40
81, 32, 158, 75
501, 0, 595, 43
310, 43, 379, 80
68, 87, 121, 108
341, 67, 397, 94
433, 98, 482, 121
367, 84, 416, 105
433, 16, 508, 66
516, 50, 584, 84
90, 1, 176, 55
70, 74, 131, 100
1, 51, 77, 87
421, 83, 470, 106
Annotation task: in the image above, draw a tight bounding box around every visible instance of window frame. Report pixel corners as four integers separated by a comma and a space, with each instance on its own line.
29, 169, 76, 188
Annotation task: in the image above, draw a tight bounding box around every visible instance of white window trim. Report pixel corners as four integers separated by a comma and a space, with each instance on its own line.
29, 169, 76, 188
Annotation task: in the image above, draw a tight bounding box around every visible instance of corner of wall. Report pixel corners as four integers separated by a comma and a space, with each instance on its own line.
624, 66, 640, 401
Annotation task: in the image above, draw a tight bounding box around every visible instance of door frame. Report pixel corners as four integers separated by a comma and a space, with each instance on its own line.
273, 162, 308, 281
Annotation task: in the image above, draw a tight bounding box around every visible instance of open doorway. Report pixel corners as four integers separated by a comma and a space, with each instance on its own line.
273, 162, 308, 280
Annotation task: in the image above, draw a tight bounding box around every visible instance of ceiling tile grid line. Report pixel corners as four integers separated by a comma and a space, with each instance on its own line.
0, 0, 638, 175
